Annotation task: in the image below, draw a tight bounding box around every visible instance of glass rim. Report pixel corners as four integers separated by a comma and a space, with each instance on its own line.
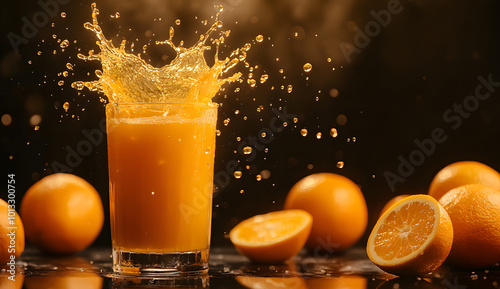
105, 102, 218, 108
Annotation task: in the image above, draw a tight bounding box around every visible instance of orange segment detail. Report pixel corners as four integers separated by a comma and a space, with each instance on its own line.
374, 201, 435, 260
233, 213, 309, 245
230, 210, 312, 263
367, 195, 453, 276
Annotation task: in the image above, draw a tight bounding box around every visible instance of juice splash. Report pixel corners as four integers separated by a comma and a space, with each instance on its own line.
72, 3, 247, 104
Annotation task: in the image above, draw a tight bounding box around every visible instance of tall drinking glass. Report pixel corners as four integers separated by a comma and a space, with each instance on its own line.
106, 102, 217, 275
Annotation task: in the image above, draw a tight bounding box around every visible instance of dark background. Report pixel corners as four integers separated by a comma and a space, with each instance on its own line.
1, 0, 500, 249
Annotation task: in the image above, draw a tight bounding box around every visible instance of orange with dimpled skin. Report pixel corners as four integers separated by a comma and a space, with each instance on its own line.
284, 173, 368, 253
20, 173, 104, 254
438, 184, 500, 268
428, 161, 500, 201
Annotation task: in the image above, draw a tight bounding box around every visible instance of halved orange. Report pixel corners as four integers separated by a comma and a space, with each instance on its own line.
229, 210, 312, 263
367, 195, 453, 276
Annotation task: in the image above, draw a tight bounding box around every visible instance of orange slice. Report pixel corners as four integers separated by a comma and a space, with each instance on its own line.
229, 210, 312, 263
367, 195, 453, 276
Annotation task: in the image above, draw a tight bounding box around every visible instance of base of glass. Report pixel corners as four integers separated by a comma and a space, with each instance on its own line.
110, 274, 209, 288
113, 248, 209, 276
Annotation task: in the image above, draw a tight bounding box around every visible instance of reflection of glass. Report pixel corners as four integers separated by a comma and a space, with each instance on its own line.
22, 256, 102, 289
111, 275, 209, 289
106, 103, 217, 275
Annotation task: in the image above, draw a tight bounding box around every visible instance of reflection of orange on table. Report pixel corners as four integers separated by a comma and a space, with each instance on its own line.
0, 266, 24, 289
236, 276, 307, 289
22, 256, 102, 289
306, 276, 367, 289
24, 272, 103, 289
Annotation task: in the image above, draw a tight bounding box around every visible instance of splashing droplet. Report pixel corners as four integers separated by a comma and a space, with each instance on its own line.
60, 39, 70, 48
234, 171, 242, 179
337, 161, 344, 168
259, 74, 268, 84
66, 63, 74, 70
247, 78, 256, 87
256, 174, 262, 181
223, 118, 230, 126
175, 19, 181, 25
216, 129, 221, 136
255, 35, 264, 43
330, 128, 338, 138
58, 80, 64, 86
71, 81, 84, 90
300, 128, 307, 137
243, 146, 252, 155
316, 132, 322, 139
287, 85, 293, 93
303, 63, 312, 72
63, 102, 70, 112
60, 12, 67, 18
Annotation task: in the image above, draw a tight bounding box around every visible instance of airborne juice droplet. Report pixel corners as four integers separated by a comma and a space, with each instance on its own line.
303, 63, 312, 72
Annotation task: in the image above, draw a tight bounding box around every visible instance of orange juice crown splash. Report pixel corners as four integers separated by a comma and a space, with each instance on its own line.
72, 3, 247, 104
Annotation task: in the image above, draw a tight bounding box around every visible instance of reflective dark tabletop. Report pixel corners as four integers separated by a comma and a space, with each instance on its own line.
3, 247, 499, 289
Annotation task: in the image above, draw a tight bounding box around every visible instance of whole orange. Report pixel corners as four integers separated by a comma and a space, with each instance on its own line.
438, 184, 500, 268
284, 173, 368, 253
0, 198, 25, 263
20, 173, 104, 254
428, 161, 500, 201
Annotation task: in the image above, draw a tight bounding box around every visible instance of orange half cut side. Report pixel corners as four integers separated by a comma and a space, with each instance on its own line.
229, 209, 312, 263
367, 195, 453, 276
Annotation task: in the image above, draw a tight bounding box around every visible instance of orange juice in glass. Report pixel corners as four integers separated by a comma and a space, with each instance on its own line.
106, 102, 217, 275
